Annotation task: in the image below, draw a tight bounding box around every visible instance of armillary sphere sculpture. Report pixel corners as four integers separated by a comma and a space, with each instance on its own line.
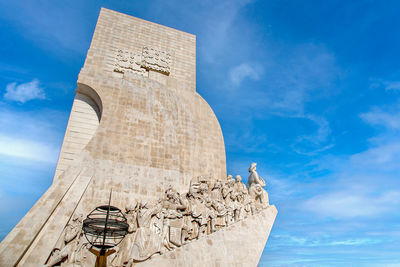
82, 191, 129, 267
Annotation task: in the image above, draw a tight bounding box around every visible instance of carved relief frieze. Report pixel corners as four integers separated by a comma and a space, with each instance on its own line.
141, 46, 171, 74
114, 50, 147, 75
43, 163, 269, 266
113, 47, 172, 76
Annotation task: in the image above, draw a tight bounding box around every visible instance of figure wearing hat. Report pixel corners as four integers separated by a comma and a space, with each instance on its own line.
247, 163, 269, 214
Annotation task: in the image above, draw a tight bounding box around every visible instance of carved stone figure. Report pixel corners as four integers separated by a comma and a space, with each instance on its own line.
234, 175, 247, 200
110, 204, 139, 266
161, 187, 189, 250
43, 214, 83, 267
186, 176, 214, 237
234, 175, 248, 221
125, 203, 139, 234
125, 202, 163, 264
247, 163, 269, 213
210, 180, 227, 230
222, 176, 237, 226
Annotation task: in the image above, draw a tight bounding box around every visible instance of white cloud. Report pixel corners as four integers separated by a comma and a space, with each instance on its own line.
229, 63, 263, 86
153, 3, 340, 157
369, 79, 400, 91
296, 103, 400, 220
327, 238, 380, 246
0, 1, 89, 55
222, 43, 340, 156
361, 106, 400, 131
123, 0, 256, 64
4, 79, 45, 103
291, 114, 334, 155
350, 142, 400, 171
197, 0, 254, 63
302, 190, 400, 219
385, 81, 400, 91
266, 43, 341, 115
0, 108, 64, 163
299, 142, 400, 220
272, 234, 380, 247
355, 105, 400, 170
0, 134, 58, 163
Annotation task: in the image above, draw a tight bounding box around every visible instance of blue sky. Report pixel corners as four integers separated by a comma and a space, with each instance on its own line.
1, 0, 400, 266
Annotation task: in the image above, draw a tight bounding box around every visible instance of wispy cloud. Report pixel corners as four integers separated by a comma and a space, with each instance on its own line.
272, 234, 381, 247
299, 147, 400, 220
4, 79, 45, 103
0, 107, 64, 163
197, 0, 254, 63
298, 102, 400, 220
350, 142, 400, 171
385, 81, 400, 91
292, 115, 334, 155
302, 190, 400, 219
0, 106, 66, 239
361, 105, 400, 131
0, 1, 91, 56
354, 104, 400, 170
151, 2, 340, 158
370, 79, 400, 91
265, 43, 341, 115
229, 62, 263, 87
218, 43, 340, 156
0, 134, 57, 163
225, 129, 269, 153
327, 238, 381, 246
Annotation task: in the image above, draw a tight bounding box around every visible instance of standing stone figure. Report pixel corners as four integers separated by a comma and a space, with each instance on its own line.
110, 204, 139, 266
210, 180, 227, 230
43, 214, 84, 267
189, 177, 214, 238
247, 163, 269, 213
126, 202, 163, 264
161, 187, 189, 249
234, 175, 248, 221
222, 175, 237, 226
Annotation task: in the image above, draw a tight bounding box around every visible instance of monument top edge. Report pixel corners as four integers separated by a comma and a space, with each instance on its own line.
100, 7, 196, 38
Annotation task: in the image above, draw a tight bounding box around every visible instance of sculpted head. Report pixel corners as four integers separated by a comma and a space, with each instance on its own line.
165, 186, 178, 201
248, 162, 257, 173
72, 213, 83, 223
199, 182, 209, 193
140, 202, 149, 210
125, 202, 138, 213
213, 180, 222, 189
199, 176, 211, 185
235, 175, 242, 182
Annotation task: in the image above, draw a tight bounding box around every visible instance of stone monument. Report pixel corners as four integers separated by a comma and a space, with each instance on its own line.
0, 8, 277, 266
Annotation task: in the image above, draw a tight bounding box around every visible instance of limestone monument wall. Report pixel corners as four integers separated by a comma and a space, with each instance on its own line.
0, 8, 276, 267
